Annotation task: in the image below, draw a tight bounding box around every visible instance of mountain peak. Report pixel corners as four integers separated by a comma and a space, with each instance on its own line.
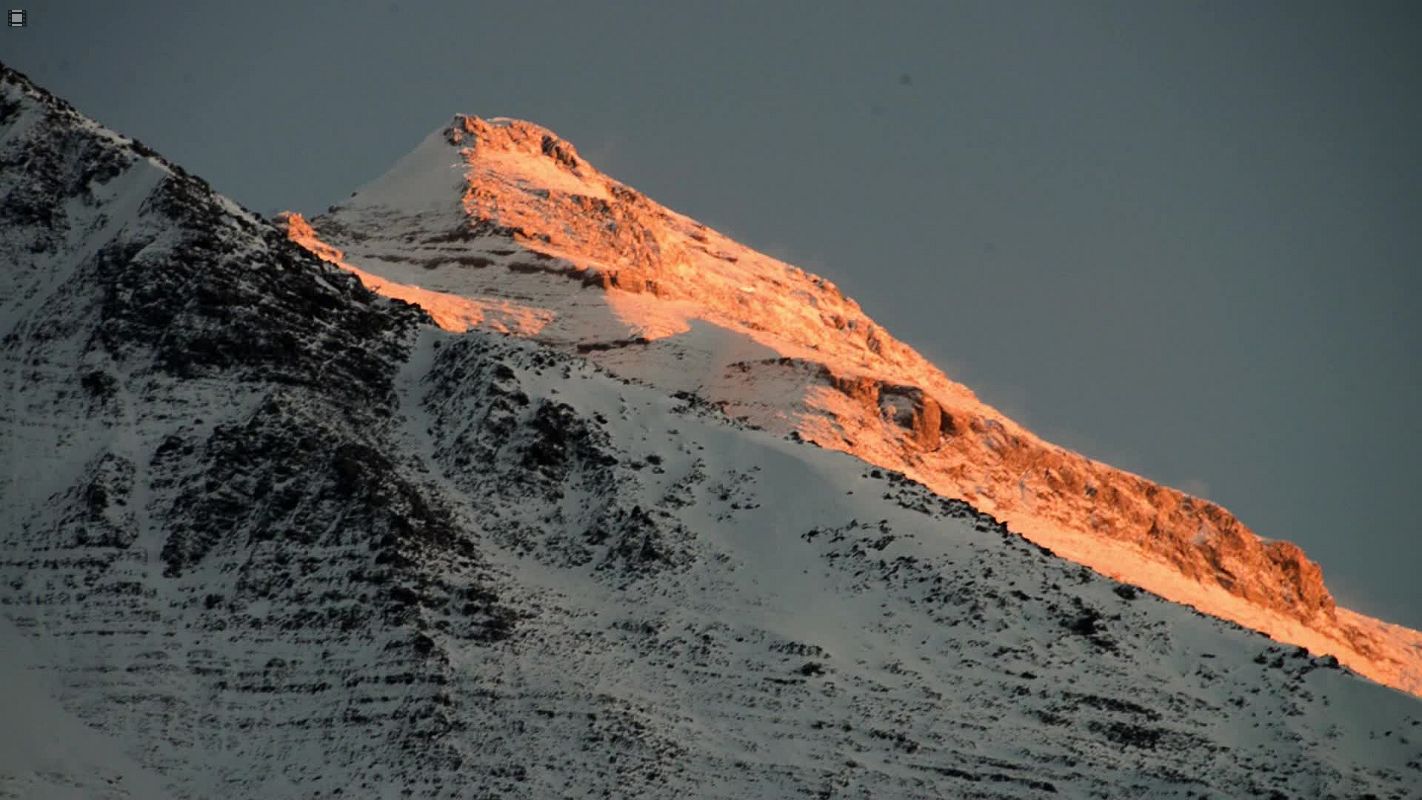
287, 116, 1422, 697
446, 113, 587, 173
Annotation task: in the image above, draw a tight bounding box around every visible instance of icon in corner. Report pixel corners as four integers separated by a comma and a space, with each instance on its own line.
7, 9, 24, 27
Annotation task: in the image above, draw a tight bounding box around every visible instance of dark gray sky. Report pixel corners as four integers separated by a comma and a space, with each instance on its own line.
8, 1, 1420, 627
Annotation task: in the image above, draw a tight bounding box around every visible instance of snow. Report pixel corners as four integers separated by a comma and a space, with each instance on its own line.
0, 618, 178, 800
388, 328, 1422, 796
3, 65, 1422, 797
293, 113, 1422, 700
338, 126, 469, 217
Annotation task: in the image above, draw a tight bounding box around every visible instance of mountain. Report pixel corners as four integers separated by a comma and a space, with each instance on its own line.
2, 62, 1420, 798
288, 114, 1422, 698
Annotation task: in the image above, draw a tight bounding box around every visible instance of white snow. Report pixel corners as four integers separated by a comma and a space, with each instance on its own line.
338, 126, 469, 217
0, 618, 178, 800
3, 69, 1421, 798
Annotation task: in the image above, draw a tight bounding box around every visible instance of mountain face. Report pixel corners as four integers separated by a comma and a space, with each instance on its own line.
288, 114, 1422, 697
1, 62, 1420, 799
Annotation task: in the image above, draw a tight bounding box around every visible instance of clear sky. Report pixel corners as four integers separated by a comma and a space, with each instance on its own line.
7, 1, 1420, 627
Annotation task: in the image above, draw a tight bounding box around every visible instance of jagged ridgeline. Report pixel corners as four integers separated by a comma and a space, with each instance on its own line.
2, 63, 1420, 799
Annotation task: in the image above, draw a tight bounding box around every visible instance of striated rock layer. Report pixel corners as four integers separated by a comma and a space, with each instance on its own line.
290, 114, 1422, 696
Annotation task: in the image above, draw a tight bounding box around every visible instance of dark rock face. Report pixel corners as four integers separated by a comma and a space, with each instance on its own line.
540, 133, 582, 172
0, 63, 514, 789
420, 335, 695, 577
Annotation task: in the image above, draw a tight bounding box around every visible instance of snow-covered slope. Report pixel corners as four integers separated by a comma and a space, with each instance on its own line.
0, 617, 179, 800
288, 114, 1422, 698
3, 63, 1421, 798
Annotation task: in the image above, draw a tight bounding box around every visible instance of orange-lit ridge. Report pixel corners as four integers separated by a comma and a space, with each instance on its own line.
284, 114, 1422, 698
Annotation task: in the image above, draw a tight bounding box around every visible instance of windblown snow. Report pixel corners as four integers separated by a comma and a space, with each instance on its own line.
2, 63, 1420, 798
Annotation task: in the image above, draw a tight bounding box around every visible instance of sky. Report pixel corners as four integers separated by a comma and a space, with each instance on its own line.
6, 1, 1420, 628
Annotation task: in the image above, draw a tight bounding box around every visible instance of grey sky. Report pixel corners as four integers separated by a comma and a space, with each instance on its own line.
7, 1, 1420, 627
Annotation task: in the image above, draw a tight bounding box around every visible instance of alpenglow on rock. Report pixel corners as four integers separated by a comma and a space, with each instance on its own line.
288, 113, 1422, 697
2, 62, 1421, 798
